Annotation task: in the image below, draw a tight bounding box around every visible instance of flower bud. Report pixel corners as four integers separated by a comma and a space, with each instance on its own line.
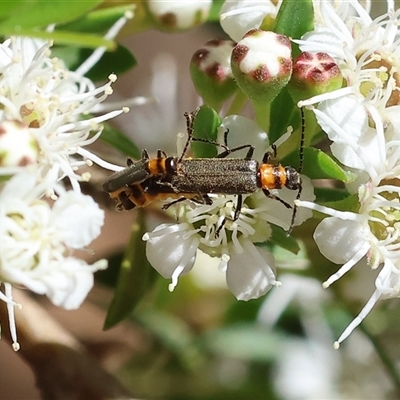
146, 0, 212, 32
0, 120, 38, 167
190, 39, 238, 109
289, 52, 343, 103
231, 29, 292, 105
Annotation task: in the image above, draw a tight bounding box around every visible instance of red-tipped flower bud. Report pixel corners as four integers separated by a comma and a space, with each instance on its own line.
289, 52, 343, 103
190, 39, 238, 109
231, 29, 292, 105
146, 0, 212, 32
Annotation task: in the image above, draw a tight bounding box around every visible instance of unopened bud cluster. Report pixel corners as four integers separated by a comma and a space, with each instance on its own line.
190, 28, 342, 112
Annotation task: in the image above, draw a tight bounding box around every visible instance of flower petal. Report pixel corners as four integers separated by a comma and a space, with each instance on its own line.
220, 114, 268, 160
220, 1, 278, 42
314, 217, 368, 264
41, 258, 105, 309
226, 238, 276, 300
145, 223, 198, 279
52, 191, 104, 248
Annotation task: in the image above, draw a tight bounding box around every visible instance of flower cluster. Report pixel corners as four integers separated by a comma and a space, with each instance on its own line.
294, 0, 400, 346
140, 0, 400, 348
137, 0, 321, 305
0, 14, 131, 350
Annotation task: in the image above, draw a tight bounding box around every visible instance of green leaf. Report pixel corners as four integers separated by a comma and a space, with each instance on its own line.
0, 28, 115, 50
0, 2, 21, 19
51, 46, 84, 72
0, 0, 102, 29
300, 193, 359, 222
192, 105, 222, 158
274, 0, 314, 39
203, 324, 281, 361
267, 225, 300, 254
208, 0, 224, 22
274, 0, 314, 59
269, 86, 297, 145
58, 4, 134, 33
270, 237, 311, 271
135, 309, 203, 368
322, 193, 360, 214
224, 298, 264, 324
53, 44, 137, 81
310, 128, 328, 147
281, 147, 356, 182
95, 252, 123, 288
0, 175, 11, 183
302, 148, 356, 181
104, 209, 158, 329
86, 44, 137, 81
313, 187, 351, 203
100, 123, 141, 160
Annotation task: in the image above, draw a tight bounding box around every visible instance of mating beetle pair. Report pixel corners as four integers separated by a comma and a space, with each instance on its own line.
102, 110, 304, 234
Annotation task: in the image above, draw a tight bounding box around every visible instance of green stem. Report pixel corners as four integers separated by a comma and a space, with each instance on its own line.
0, 28, 116, 50
303, 107, 318, 148
226, 89, 248, 116
103, 209, 155, 330
252, 100, 271, 133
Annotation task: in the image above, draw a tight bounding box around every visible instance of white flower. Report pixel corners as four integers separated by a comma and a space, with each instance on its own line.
220, 1, 282, 42
297, 163, 400, 347
291, 0, 400, 346
0, 13, 133, 184
0, 12, 139, 351
225, 236, 278, 300
0, 172, 107, 350
297, 1, 400, 178
143, 195, 280, 300
51, 190, 104, 249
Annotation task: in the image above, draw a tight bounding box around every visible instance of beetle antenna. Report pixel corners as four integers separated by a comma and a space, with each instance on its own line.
179, 110, 197, 163
298, 106, 305, 174
287, 107, 305, 236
